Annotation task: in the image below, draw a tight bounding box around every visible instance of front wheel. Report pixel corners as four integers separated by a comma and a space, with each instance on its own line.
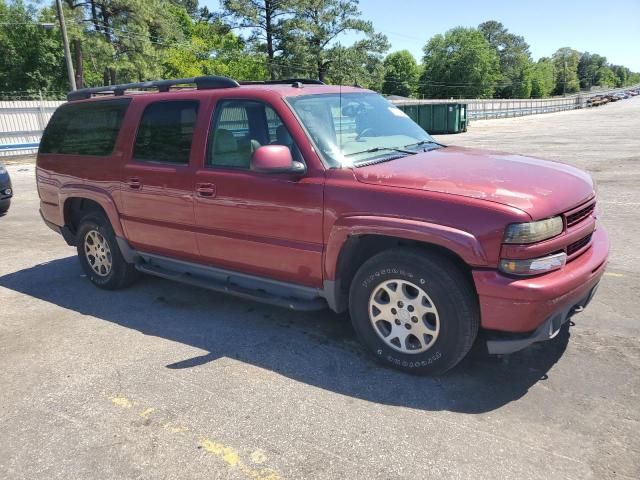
349, 248, 479, 375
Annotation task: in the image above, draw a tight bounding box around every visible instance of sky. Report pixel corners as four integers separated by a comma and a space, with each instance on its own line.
202, 0, 640, 71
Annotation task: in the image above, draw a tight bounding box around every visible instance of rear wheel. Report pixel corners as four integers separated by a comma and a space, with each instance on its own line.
76, 213, 137, 290
349, 248, 479, 375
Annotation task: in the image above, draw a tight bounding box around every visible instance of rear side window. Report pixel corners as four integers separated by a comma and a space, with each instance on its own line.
39, 99, 130, 156
133, 100, 198, 164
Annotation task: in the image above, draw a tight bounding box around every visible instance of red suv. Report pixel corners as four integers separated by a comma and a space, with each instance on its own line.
36, 76, 608, 374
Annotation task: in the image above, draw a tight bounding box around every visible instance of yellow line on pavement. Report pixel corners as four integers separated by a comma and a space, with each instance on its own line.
111, 397, 132, 408
201, 439, 281, 480
108, 395, 281, 479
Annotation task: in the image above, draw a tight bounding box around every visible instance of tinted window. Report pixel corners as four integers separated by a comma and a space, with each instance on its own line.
208, 100, 299, 169
40, 99, 130, 156
133, 101, 198, 164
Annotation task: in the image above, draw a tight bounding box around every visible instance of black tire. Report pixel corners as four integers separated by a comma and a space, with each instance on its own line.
76, 213, 137, 290
349, 248, 479, 375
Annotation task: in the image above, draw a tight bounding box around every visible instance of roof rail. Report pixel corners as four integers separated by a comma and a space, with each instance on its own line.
67, 75, 240, 101
238, 79, 325, 86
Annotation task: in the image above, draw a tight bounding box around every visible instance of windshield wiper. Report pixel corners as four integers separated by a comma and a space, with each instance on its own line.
403, 140, 445, 149
345, 146, 416, 157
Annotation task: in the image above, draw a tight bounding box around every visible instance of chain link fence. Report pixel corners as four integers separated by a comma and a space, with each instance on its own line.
392, 85, 639, 120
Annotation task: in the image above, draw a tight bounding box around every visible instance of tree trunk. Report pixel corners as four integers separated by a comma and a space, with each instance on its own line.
73, 39, 84, 88
265, 1, 276, 80
317, 60, 325, 83
89, 0, 101, 32
101, 9, 112, 43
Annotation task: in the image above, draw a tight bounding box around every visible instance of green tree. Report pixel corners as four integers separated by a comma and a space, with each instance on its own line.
283, 0, 387, 82
552, 47, 580, 95
323, 33, 389, 88
597, 66, 617, 87
162, 18, 266, 80
577, 52, 613, 89
478, 20, 533, 98
381, 50, 418, 97
610, 65, 632, 87
0, 0, 66, 94
419, 27, 499, 98
61, 0, 185, 86
221, 0, 294, 79
530, 57, 555, 98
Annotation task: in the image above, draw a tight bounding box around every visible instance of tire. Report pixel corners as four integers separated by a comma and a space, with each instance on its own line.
349, 248, 479, 375
76, 213, 137, 290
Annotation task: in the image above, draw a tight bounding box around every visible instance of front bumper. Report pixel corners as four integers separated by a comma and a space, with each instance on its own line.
0, 182, 12, 211
485, 283, 599, 354
473, 226, 609, 335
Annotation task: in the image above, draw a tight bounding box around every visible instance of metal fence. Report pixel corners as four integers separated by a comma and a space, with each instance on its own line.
1, 84, 638, 156
392, 85, 640, 121
0, 97, 64, 157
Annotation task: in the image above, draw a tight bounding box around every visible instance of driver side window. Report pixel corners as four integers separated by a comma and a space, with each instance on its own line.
207, 100, 300, 169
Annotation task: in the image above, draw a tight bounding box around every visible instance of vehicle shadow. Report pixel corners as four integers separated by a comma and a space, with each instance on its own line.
0, 256, 571, 414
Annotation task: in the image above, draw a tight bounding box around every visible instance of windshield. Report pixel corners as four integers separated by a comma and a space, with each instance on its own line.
286, 92, 439, 167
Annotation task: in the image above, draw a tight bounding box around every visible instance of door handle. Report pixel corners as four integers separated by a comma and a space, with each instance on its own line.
196, 183, 216, 197
127, 177, 141, 189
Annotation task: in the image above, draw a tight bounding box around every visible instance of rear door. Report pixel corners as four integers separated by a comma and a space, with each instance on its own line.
194, 98, 325, 287
119, 98, 202, 260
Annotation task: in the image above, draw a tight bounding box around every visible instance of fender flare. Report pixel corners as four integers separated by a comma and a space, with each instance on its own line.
58, 185, 125, 237
324, 215, 488, 281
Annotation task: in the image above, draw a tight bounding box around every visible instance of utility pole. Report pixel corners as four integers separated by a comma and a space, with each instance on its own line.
55, 0, 77, 91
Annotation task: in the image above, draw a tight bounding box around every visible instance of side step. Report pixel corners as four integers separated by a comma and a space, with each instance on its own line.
135, 261, 327, 311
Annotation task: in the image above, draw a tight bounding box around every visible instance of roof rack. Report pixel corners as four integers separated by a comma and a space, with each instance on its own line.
67, 75, 240, 101
238, 79, 325, 86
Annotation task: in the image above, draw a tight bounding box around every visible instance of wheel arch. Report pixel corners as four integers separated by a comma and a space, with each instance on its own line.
60, 187, 124, 238
323, 217, 486, 312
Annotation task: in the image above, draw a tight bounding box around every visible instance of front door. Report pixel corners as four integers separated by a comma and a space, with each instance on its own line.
194, 99, 324, 287
120, 99, 200, 260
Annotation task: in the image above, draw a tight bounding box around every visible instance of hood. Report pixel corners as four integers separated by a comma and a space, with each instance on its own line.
353, 146, 594, 218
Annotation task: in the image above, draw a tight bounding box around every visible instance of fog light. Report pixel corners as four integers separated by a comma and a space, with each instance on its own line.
500, 252, 567, 276
4, 188, 12, 195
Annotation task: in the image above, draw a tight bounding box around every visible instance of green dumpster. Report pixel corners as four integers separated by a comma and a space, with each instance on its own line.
397, 103, 467, 134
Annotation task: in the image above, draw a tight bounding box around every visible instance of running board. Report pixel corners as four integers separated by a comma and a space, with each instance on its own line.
135, 260, 327, 311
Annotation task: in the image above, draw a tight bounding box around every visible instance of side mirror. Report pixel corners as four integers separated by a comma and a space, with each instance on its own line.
250, 145, 305, 174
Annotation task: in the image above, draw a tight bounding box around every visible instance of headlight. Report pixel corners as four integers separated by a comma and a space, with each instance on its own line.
503, 216, 563, 244
499, 252, 567, 276
0, 166, 6, 174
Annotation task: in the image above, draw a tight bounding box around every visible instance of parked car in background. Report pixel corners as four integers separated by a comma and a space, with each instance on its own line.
36, 76, 609, 374
0, 162, 13, 215
587, 95, 606, 107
